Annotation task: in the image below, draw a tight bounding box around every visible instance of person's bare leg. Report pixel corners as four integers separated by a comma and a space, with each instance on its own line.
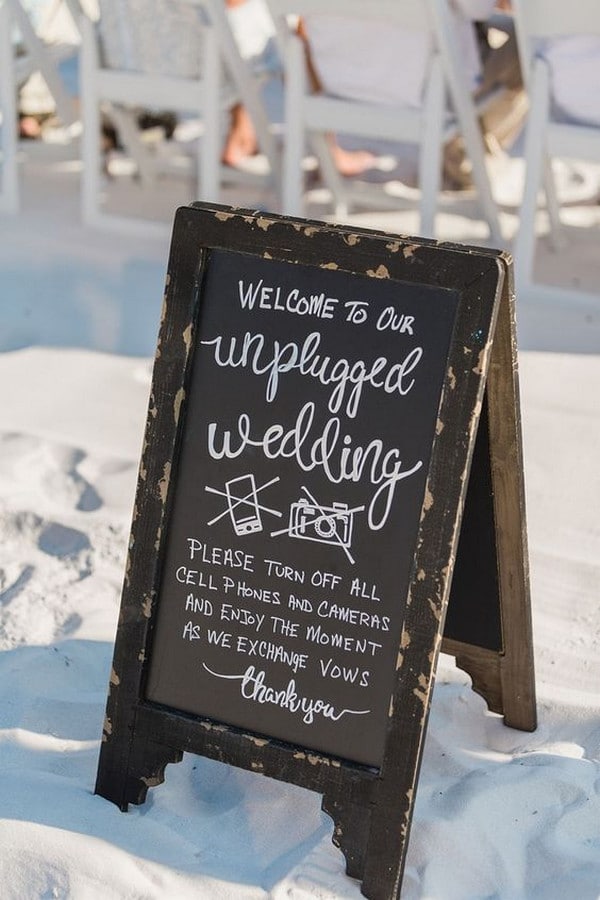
221, 0, 259, 166
222, 102, 258, 166
221, 5, 375, 174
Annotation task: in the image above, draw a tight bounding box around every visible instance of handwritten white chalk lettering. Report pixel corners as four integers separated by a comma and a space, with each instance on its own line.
310, 570, 343, 589
305, 624, 383, 656
202, 663, 371, 726
238, 279, 339, 319
207, 402, 422, 529
207, 629, 232, 647
221, 578, 281, 604
376, 308, 415, 334
176, 567, 219, 589
236, 636, 309, 673
316, 600, 389, 631
320, 658, 370, 687
349, 579, 381, 602
220, 604, 265, 632
185, 594, 213, 616
183, 621, 202, 640
264, 559, 306, 582
178, 278, 432, 734
271, 616, 299, 637
344, 300, 369, 324
199, 331, 422, 419
288, 594, 313, 613
186, 538, 254, 571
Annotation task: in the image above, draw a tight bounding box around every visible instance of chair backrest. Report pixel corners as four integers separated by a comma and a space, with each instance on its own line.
267, 0, 432, 30
97, 0, 207, 77
273, 0, 440, 114
513, 0, 600, 93
268, 0, 434, 88
268, 0, 487, 115
512, 0, 600, 41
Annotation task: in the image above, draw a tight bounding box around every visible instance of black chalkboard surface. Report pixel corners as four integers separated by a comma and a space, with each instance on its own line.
95, 203, 536, 900
145, 249, 458, 767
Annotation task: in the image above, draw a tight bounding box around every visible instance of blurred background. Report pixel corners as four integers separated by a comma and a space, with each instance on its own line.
1, 0, 599, 356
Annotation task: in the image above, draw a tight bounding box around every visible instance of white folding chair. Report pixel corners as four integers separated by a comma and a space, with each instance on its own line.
0, 0, 19, 213
6, 0, 80, 127
513, 0, 600, 307
81, 0, 281, 234
80, 0, 232, 234
266, 0, 501, 242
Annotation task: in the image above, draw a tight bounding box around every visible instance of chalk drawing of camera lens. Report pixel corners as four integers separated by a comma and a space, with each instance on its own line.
289, 498, 353, 548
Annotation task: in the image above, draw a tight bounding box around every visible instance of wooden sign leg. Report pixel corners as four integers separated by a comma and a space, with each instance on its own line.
486, 269, 537, 732
96, 706, 182, 811
360, 805, 406, 899
443, 270, 536, 733
321, 793, 371, 880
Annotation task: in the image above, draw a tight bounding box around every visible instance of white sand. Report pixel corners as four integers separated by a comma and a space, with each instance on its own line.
1, 124, 599, 899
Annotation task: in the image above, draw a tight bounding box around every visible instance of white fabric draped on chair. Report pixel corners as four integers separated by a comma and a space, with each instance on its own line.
267, 0, 502, 242
97, 0, 205, 77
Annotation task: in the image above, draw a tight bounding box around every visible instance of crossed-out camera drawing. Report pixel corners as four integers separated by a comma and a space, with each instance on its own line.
271, 485, 365, 565
206, 475, 363, 563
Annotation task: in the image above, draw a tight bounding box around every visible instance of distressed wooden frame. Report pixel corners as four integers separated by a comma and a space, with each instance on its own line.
442, 254, 537, 732
95, 203, 536, 899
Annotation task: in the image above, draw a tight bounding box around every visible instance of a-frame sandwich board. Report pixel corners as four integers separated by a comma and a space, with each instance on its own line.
95, 203, 536, 899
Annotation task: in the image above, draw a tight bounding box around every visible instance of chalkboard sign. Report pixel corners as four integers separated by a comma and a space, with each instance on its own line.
145, 248, 458, 767
95, 204, 536, 899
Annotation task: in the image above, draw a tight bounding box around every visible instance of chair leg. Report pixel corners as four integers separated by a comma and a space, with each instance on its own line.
80, 15, 102, 225
199, 25, 221, 203
108, 105, 160, 186
6, 0, 76, 126
467, 134, 503, 246
433, 0, 502, 244
543, 157, 564, 251
310, 131, 350, 220
281, 32, 308, 217
514, 58, 551, 295
419, 55, 445, 238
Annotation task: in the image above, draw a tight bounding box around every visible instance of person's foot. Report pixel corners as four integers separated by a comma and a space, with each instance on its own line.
19, 115, 42, 139
222, 103, 258, 167
328, 140, 376, 177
